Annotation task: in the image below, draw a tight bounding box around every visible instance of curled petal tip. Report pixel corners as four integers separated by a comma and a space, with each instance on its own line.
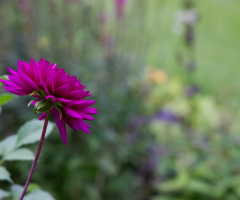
52, 63, 57, 69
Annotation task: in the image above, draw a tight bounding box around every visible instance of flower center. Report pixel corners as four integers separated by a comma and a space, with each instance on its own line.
45, 95, 56, 104
29, 90, 62, 114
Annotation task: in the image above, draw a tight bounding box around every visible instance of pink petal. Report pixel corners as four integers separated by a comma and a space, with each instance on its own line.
39, 80, 50, 94
9, 75, 32, 90
67, 90, 85, 100
7, 67, 18, 76
3, 86, 28, 95
51, 108, 67, 145
55, 83, 70, 97
80, 107, 98, 115
78, 120, 91, 134
52, 63, 57, 69
32, 99, 41, 105
72, 100, 96, 107
1, 79, 29, 92
18, 61, 32, 77
42, 60, 51, 80
39, 113, 46, 120
77, 111, 95, 120
17, 68, 40, 90
45, 95, 56, 103
65, 117, 91, 134
64, 107, 83, 119
65, 117, 80, 131
46, 68, 55, 93
56, 97, 72, 102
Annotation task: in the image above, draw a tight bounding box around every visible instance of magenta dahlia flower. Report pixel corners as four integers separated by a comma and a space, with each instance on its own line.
0, 58, 97, 145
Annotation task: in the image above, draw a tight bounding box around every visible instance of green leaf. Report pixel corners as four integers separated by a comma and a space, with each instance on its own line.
0, 135, 17, 156
27, 183, 41, 192
0, 188, 10, 199
0, 94, 15, 106
0, 75, 9, 87
34, 100, 53, 113
25, 189, 55, 200
99, 158, 117, 175
10, 185, 55, 200
4, 148, 34, 161
159, 171, 189, 192
153, 197, 185, 200
11, 184, 24, 200
16, 119, 54, 148
0, 75, 9, 80
0, 166, 13, 183
188, 180, 214, 196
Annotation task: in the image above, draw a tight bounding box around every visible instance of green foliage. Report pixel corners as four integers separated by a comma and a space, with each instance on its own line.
0, 94, 15, 107
0, 119, 55, 200
0, 75, 9, 87
150, 119, 240, 200
0, 120, 54, 161
4, 148, 34, 161
0, 76, 8, 88
0, 167, 13, 183
0, 75, 14, 110
24, 189, 55, 200
0, 75, 14, 114
146, 72, 240, 200
0, 188, 10, 200
0, 184, 55, 200
16, 120, 54, 147
4, 184, 55, 200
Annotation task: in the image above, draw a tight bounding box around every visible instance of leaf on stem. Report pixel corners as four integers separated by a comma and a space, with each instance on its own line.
16, 119, 54, 148
0, 166, 13, 183
24, 189, 55, 200
4, 148, 34, 161
0, 135, 17, 157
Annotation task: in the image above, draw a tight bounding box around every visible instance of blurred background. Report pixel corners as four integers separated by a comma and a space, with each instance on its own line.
0, 0, 240, 199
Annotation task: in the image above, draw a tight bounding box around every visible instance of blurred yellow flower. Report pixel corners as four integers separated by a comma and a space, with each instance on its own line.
168, 78, 182, 95
145, 67, 168, 85
36, 36, 49, 50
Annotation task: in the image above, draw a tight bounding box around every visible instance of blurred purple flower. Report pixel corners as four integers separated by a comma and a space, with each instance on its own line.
184, 85, 200, 97
156, 109, 180, 123
99, 13, 108, 23
17, 0, 31, 15
139, 145, 161, 175
67, 0, 79, 3
115, 0, 127, 19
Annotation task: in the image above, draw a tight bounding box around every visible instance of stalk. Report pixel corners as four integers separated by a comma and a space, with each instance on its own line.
19, 112, 50, 200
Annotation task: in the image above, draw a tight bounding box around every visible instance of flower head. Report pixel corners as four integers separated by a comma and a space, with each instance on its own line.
0, 59, 97, 145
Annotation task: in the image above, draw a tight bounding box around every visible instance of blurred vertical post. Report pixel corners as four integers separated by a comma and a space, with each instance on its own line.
183, 0, 199, 96
175, 0, 199, 96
